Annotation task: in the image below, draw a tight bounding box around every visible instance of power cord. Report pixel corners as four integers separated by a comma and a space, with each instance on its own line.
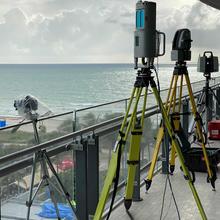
152, 61, 181, 220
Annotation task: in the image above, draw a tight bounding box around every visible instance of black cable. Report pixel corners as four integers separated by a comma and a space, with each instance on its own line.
159, 174, 168, 220
158, 111, 181, 220
151, 62, 180, 220
153, 65, 160, 94
162, 191, 172, 220
167, 175, 181, 220
159, 168, 181, 220
106, 140, 123, 220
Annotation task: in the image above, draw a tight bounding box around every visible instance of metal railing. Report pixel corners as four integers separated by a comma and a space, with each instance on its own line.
0, 76, 220, 219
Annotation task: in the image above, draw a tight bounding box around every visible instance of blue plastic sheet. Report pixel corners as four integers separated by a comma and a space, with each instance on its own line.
37, 202, 76, 219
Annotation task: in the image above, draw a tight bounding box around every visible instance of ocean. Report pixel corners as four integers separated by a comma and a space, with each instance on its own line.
0, 64, 217, 116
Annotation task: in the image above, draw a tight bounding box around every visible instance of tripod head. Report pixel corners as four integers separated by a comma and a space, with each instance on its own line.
171, 29, 192, 63
134, 1, 166, 69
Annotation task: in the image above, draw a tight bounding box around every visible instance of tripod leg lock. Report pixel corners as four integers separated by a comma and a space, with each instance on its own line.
118, 131, 126, 145
113, 131, 126, 152
131, 131, 143, 135
127, 160, 139, 165
26, 201, 33, 207
65, 192, 70, 198
183, 175, 189, 181
119, 131, 125, 137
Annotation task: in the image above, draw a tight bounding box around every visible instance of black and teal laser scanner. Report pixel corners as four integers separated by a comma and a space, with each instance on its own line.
134, 1, 165, 69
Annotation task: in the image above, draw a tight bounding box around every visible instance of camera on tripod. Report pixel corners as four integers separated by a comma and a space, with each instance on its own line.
14, 95, 38, 113
171, 29, 192, 62
197, 51, 219, 74
14, 95, 39, 120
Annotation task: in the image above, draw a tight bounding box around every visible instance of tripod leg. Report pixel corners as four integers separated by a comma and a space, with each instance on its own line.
184, 74, 215, 188
94, 87, 142, 220
210, 88, 220, 120
188, 87, 205, 135
41, 159, 61, 220
43, 152, 77, 216
145, 126, 164, 190
170, 74, 184, 173
145, 75, 178, 187
124, 87, 148, 210
210, 88, 220, 107
150, 78, 207, 220
26, 153, 37, 220
169, 144, 176, 174
145, 75, 179, 190
165, 74, 175, 108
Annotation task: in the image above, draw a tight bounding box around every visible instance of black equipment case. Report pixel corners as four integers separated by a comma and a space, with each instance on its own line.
184, 147, 220, 172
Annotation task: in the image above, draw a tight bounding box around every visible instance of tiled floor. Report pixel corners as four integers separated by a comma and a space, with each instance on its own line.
111, 141, 220, 220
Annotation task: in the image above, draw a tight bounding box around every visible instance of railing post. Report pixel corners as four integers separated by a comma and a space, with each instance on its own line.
162, 128, 169, 174
87, 135, 99, 219
182, 99, 189, 137
216, 87, 220, 119
125, 99, 128, 113
74, 111, 77, 131
75, 138, 88, 220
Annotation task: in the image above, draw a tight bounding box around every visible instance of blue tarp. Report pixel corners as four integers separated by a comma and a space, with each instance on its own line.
37, 202, 76, 219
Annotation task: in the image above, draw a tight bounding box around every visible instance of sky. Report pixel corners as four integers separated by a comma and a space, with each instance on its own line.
0, 0, 220, 63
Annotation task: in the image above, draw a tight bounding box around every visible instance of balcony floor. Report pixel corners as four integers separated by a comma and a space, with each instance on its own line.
111, 145, 220, 220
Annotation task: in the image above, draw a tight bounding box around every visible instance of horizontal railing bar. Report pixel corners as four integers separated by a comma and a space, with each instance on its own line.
0, 104, 164, 165
0, 107, 161, 175
37, 111, 73, 122
0, 84, 218, 166
96, 109, 160, 137
0, 111, 73, 131
0, 83, 219, 169
0, 144, 68, 178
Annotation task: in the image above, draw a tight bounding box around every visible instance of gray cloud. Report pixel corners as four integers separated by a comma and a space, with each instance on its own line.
0, 1, 219, 63
157, 2, 220, 61
0, 5, 133, 62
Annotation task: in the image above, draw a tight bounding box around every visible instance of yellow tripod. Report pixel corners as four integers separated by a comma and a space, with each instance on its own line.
145, 61, 216, 192
94, 66, 208, 220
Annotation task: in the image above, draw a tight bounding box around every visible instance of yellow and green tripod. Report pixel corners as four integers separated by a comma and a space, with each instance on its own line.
145, 61, 216, 192
94, 66, 208, 220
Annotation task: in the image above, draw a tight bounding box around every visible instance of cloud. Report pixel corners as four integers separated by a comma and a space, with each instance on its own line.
0, 1, 220, 63
157, 2, 220, 61
0, 4, 134, 63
